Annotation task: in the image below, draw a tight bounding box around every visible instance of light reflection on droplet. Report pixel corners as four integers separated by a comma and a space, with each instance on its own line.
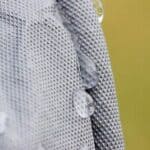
73, 89, 95, 118
77, 51, 98, 89
93, 0, 104, 23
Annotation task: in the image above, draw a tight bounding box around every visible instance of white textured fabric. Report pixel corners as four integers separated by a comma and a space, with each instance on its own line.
0, 0, 124, 150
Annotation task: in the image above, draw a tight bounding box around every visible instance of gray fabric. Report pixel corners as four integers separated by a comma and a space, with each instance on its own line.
0, 0, 124, 150
56, 0, 124, 149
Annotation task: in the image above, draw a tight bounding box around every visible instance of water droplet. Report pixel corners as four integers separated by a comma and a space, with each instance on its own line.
77, 51, 98, 89
0, 112, 8, 135
93, 0, 104, 23
73, 89, 95, 118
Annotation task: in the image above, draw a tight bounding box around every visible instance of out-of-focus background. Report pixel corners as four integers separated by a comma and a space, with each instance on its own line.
102, 0, 150, 149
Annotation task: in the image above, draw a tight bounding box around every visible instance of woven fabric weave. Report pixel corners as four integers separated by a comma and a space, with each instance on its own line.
55, 0, 124, 149
0, 0, 124, 150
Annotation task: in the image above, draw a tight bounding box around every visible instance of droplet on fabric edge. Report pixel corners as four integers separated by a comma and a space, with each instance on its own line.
92, 0, 104, 23
77, 51, 99, 89
73, 89, 95, 118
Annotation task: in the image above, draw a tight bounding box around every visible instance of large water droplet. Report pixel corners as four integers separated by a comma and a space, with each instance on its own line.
93, 0, 104, 23
73, 89, 95, 118
0, 112, 8, 135
77, 51, 98, 89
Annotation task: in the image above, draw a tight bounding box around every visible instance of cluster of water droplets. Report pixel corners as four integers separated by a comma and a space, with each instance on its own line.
0, 1, 104, 149
56, 0, 102, 121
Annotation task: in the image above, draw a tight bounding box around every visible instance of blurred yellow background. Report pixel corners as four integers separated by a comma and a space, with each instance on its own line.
102, 0, 150, 149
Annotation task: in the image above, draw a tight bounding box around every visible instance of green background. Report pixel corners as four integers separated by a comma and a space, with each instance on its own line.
102, 0, 150, 149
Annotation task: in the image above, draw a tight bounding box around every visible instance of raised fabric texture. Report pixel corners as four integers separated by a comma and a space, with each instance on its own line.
0, 0, 95, 149
0, 0, 124, 150
57, 0, 124, 149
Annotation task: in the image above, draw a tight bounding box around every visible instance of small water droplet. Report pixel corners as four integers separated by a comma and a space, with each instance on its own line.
77, 51, 98, 89
73, 89, 95, 118
93, 0, 104, 23
0, 112, 8, 135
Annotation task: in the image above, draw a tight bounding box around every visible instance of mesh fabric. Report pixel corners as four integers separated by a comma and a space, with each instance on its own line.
0, 0, 124, 150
